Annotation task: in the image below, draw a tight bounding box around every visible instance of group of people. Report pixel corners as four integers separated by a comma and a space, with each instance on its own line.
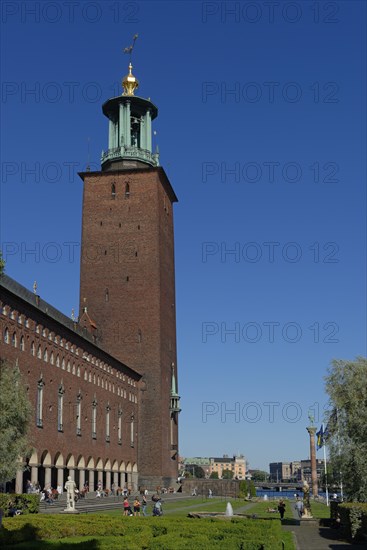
268, 497, 304, 519
122, 494, 163, 517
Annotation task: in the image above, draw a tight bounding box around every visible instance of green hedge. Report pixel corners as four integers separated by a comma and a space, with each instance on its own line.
0, 514, 292, 549
337, 502, 367, 541
0, 494, 39, 517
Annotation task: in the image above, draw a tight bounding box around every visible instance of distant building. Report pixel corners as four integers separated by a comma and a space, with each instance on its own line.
269, 462, 291, 482
209, 455, 246, 479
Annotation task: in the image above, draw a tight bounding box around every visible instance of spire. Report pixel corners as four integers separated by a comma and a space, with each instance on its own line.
122, 63, 139, 96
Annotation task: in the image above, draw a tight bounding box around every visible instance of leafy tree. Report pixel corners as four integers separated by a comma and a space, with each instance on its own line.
250, 470, 268, 481
0, 360, 33, 484
222, 469, 233, 479
325, 357, 367, 502
0, 251, 4, 275
239, 480, 256, 498
209, 471, 218, 479
185, 465, 205, 478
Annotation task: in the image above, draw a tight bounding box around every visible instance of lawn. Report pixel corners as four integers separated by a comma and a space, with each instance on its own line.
0, 498, 296, 549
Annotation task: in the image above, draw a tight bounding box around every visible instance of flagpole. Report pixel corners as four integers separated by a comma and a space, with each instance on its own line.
322, 423, 329, 506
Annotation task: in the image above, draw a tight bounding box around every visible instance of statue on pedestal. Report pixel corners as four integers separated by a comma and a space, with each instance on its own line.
64, 476, 76, 512
302, 480, 313, 518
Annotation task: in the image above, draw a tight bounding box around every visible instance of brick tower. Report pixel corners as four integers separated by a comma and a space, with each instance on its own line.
78, 61, 180, 487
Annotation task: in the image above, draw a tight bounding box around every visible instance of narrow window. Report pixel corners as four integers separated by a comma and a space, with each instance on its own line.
76, 392, 82, 435
92, 398, 97, 439
37, 345, 42, 359
118, 409, 122, 445
4, 328, 9, 344
58, 385, 64, 431
56, 354, 60, 367
12, 332, 17, 347
111, 182, 116, 199
105, 288, 109, 302
125, 182, 130, 198
20, 336, 25, 351
43, 348, 48, 362
31, 341, 35, 355
50, 352, 54, 365
36, 378, 44, 427
130, 414, 134, 447
106, 404, 111, 442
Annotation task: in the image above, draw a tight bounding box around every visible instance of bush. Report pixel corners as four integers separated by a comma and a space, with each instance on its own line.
0, 494, 39, 517
337, 502, 367, 541
0, 514, 290, 549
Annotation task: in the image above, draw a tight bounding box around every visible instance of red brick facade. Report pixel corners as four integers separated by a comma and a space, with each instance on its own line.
79, 166, 179, 485
0, 276, 140, 493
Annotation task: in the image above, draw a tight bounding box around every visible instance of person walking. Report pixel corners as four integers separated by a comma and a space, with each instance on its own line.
133, 497, 141, 516
142, 495, 147, 516
295, 498, 304, 518
277, 500, 286, 519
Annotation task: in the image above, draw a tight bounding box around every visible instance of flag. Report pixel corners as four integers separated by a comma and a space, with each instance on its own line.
316, 423, 329, 450
316, 425, 324, 450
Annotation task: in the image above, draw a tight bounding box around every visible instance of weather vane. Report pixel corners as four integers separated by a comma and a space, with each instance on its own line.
123, 34, 139, 61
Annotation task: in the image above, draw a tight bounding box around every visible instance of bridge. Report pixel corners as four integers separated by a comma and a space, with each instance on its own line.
253, 481, 303, 492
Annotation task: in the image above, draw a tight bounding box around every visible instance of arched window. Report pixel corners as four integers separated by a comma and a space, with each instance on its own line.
72, 363, 76, 375
31, 341, 35, 355
12, 332, 17, 347
125, 182, 130, 198
111, 182, 116, 199
43, 348, 48, 362
20, 336, 25, 351
50, 352, 54, 365
56, 354, 60, 367
67, 361, 71, 372
61, 358, 65, 370
37, 345, 42, 359
77, 366, 81, 377
4, 328, 9, 344
36, 377, 44, 427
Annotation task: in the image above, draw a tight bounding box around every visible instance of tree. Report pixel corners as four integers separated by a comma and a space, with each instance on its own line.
325, 357, 367, 502
0, 251, 5, 275
209, 471, 218, 479
0, 360, 33, 484
250, 470, 268, 482
222, 469, 233, 479
185, 465, 205, 478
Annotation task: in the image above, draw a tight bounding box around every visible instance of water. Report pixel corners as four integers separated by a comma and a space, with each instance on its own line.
225, 502, 234, 516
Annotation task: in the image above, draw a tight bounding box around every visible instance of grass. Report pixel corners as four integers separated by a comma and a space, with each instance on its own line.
1, 499, 297, 550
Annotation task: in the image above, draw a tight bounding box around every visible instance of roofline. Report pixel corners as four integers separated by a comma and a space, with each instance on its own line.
78, 166, 178, 204
0, 273, 141, 380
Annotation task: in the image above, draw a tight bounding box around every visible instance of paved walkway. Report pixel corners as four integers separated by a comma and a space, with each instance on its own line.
282, 504, 363, 549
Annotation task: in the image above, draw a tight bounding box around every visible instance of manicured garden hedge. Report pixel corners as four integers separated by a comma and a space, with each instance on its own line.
0, 514, 294, 549
0, 494, 39, 517
335, 502, 367, 542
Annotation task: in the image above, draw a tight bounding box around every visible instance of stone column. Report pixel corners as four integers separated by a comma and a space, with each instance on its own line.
88, 470, 94, 492
15, 469, 23, 494
120, 472, 125, 489
79, 469, 85, 491
146, 110, 152, 152
113, 472, 119, 487
45, 467, 52, 489
307, 426, 318, 497
31, 466, 39, 486
106, 470, 111, 491
131, 472, 138, 492
125, 101, 131, 146
57, 468, 64, 490
68, 469, 75, 481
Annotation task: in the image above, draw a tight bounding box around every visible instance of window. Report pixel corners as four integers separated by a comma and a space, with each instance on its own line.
77, 366, 80, 377
4, 328, 9, 344
111, 182, 116, 199
118, 409, 122, 445
43, 348, 48, 362
92, 398, 97, 439
12, 332, 17, 347
125, 182, 130, 198
50, 352, 54, 365
130, 414, 134, 447
31, 341, 35, 355
37, 345, 42, 359
67, 361, 71, 372
61, 358, 65, 370
36, 378, 44, 427
56, 354, 60, 367
105, 288, 109, 302
76, 392, 82, 435
57, 385, 64, 431
20, 336, 25, 351
106, 404, 111, 442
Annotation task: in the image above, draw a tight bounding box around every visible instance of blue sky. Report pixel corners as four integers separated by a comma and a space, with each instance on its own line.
1, 1, 366, 471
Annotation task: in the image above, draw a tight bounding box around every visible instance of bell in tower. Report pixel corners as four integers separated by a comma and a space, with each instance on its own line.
101, 62, 159, 171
